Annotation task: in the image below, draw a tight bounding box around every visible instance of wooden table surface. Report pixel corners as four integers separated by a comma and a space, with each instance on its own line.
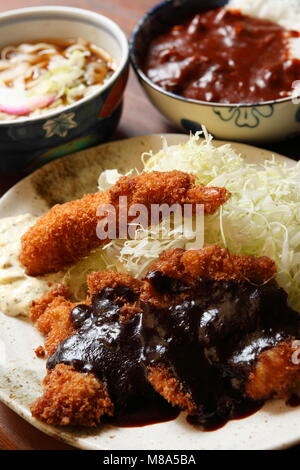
0, 0, 300, 450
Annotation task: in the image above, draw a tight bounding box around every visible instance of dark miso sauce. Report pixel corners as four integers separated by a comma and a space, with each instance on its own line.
47, 275, 300, 430
286, 393, 300, 408
105, 397, 180, 428
187, 400, 263, 432
144, 7, 300, 103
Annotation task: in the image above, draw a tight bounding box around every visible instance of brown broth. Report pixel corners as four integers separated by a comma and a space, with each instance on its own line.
0, 38, 115, 105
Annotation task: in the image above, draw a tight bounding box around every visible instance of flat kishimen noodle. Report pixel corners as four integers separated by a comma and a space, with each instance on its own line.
0, 38, 116, 121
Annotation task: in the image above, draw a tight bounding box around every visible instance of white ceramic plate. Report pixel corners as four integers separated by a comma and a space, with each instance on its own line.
0, 134, 299, 450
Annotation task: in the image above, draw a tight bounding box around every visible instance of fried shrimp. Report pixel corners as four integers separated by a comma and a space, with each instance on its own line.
20, 171, 230, 276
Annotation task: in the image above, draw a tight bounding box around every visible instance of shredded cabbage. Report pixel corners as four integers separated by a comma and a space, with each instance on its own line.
30, 51, 92, 102
144, 131, 300, 312
63, 131, 300, 312
103, 217, 203, 279
62, 247, 120, 300
97, 167, 203, 279
97, 169, 136, 191
64, 166, 204, 294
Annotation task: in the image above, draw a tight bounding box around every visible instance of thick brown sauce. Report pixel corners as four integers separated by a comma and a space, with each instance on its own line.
105, 397, 180, 428
188, 401, 263, 432
144, 7, 300, 103
286, 393, 300, 408
47, 275, 300, 431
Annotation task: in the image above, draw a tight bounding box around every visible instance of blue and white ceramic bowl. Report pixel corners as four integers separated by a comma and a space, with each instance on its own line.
0, 6, 129, 172
130, 0, 300, 144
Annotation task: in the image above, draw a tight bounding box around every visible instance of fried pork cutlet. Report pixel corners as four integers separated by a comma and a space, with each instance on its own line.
31, 246, 300, 428
20, 170, 230, 276
31, 364, 113, 426
31, 273, 145, 426
141, 244, 277, 308
31, 285, 76, 356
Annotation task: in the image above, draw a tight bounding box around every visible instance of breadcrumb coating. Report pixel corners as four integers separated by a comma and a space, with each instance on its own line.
87, 271, 142, 297
145, 247, 300, 405
20, 191, 109, 277
31, 285, 77, 356
31, 364, 113, 426
20, 171, 230, 276
87, 271, 143, 321
141, 245, 276, 307
246, 342, 300, 400
30, 247, 300, 427
147, 245, 276, 283
148, 365, 196, 414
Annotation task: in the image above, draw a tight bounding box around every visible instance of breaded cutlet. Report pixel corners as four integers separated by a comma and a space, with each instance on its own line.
31, 273, 143, 426
141, 244, 277, 308
142, 247, 300, 413
31, 246, 300, 427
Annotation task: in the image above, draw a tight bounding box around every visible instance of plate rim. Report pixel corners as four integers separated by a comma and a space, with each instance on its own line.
0, 133, 298, 450
0, 134, 295, 209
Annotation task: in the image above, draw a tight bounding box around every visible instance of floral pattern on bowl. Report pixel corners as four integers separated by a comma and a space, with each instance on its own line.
43, 112, 78, 138
213, 105, 274, 128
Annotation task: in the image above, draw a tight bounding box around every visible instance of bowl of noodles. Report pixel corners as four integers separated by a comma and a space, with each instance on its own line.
0, 6, 129, 172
